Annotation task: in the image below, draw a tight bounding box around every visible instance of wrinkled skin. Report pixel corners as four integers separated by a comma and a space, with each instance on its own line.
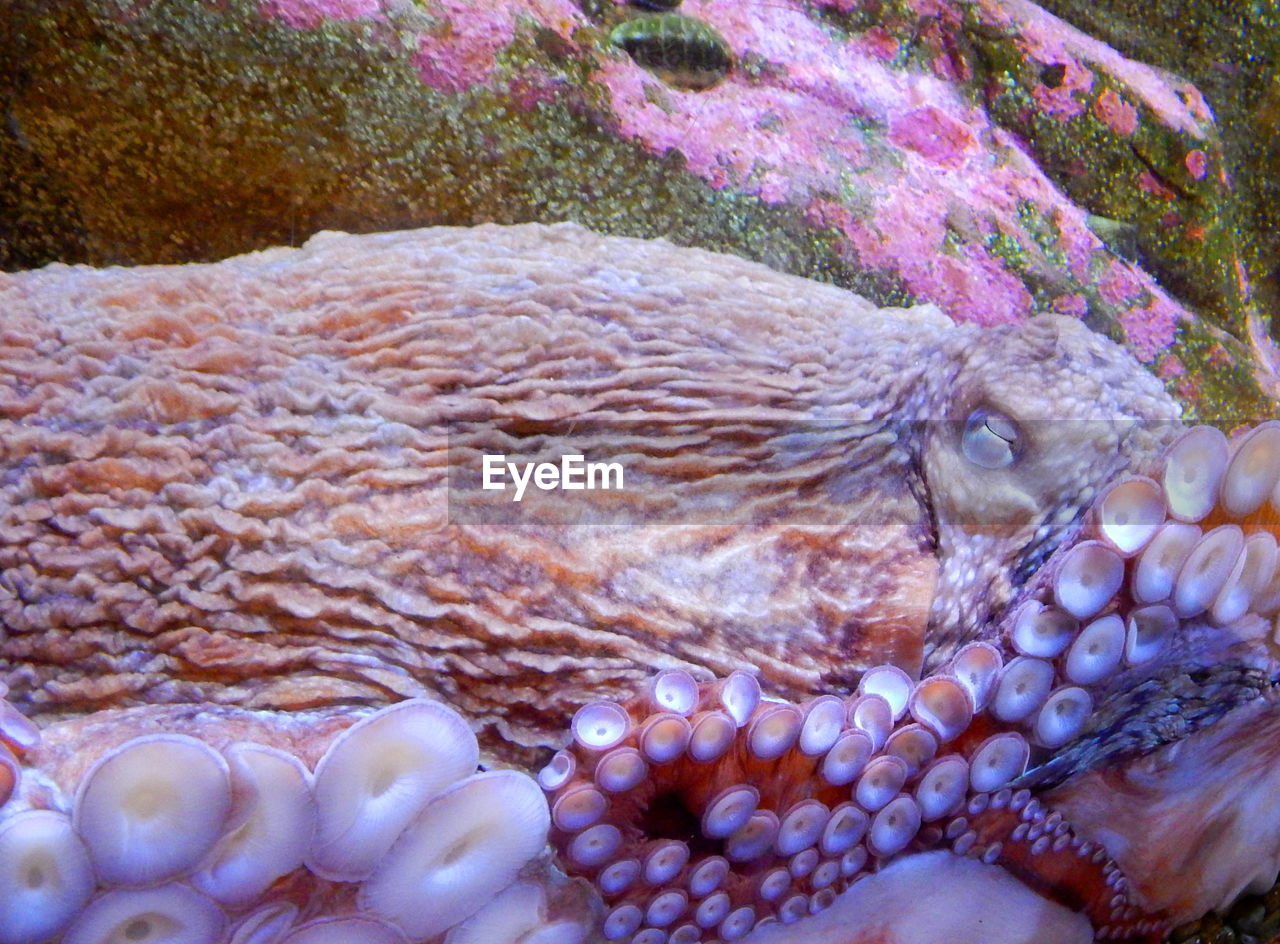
0, 223, 1176, 758
6, 224, 1274, 944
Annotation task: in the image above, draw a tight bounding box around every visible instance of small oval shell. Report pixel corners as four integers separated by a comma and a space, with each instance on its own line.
610, 13, 733, 90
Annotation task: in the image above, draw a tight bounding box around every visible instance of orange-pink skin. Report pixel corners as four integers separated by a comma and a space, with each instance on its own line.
0, 223, 1179, 766
5, 224, 1280, 944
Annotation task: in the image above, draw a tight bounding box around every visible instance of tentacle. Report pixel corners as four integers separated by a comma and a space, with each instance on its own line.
1021, 421, 1280, 926
544, 422, 1280, 943
0, 684, 40, 811
958, 795, 1168, 942
0, 699, 592, 944
542, 666, 1152, 943
1007, 420, 1280, 784
0, 424, 1273, 943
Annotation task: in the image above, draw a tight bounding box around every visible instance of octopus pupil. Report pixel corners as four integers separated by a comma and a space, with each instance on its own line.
125, 919, 152, 941
639, 790, 703, 848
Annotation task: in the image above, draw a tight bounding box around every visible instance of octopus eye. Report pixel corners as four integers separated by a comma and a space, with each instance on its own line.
961, 408, 1020, 469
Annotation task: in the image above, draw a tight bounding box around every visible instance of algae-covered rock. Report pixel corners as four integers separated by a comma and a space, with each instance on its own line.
0, 0, 1275, 421
963, 0, 1242, 327
1028, 0, 1280, 319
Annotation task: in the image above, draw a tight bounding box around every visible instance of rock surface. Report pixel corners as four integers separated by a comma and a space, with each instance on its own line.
1, 0, 1275, 421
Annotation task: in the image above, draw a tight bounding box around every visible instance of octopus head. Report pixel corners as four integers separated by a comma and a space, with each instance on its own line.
918, 314, 1179, 666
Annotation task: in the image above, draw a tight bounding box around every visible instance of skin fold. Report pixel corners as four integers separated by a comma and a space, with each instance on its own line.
0, 222, 1176, 755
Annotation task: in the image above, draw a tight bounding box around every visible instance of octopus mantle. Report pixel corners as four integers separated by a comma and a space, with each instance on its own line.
0, 223, 1276, 944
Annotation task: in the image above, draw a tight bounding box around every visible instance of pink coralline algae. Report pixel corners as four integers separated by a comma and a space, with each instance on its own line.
856, 26, 900, 61
9, 0, 1270, 418
1098, 259, 1145, 307
1119, 295, 1182, 364
258, 0, 380, 30
1030, 58, 1094, 120
888, 107, 978, 167
412, 5, 516, 95
596, 0, 1062, 326
1156, 352, 1188, 387
585, 0, 1235, 353
413, 0, 580, 95
600, 59, 864, 205
1051, 293, 1088, 317
261, 0, 583, 95
105, 0, 1236, 345
1186, 149, 1209, 180
990, 0, 1206, 139
1092, 88, 1140, 136
935, 249, 1035, 327
1139, 170, 1179, 201
971, 0, 1248, 330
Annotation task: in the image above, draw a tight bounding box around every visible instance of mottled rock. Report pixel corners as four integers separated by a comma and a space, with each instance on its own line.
1, 0, 1274, 421
1030, 0, 1280, 323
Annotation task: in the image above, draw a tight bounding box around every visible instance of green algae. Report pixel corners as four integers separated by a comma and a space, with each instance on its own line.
962, 13, 1249, 334
1030, 0, 1280, 333
0, 0, 1272, 420
815, 0, 1265, 358
0, 0, 904, 304
1168, 318, 1275, 427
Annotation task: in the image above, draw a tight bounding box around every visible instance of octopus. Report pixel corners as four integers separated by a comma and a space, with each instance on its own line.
0, 221, 1275, 944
